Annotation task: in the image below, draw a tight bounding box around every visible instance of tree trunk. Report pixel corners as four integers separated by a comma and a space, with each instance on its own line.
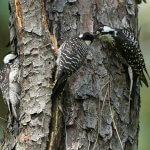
2, 0, 140, 150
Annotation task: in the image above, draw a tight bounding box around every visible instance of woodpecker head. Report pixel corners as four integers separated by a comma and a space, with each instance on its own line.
79, 32, 95, 45
3, 52, 18, 64
96, 25, 117, 45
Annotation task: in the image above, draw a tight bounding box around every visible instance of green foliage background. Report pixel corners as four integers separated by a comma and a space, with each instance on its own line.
0, 1, 149, 149
0, 0, 9, 142
139, 3, 150, 150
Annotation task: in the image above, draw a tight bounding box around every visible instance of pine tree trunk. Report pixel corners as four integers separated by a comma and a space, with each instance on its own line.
3, 0, 140, 150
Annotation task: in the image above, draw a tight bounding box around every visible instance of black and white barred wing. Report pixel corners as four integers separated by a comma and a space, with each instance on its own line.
52, 37, 90, 100
56, 37, 89, 79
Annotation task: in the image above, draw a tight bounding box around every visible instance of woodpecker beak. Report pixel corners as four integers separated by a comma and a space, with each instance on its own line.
96, 27, 104, 37
95, 30, 102, 39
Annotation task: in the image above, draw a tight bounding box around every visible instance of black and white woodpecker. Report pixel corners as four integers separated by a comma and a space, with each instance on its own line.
51, 32, 95, 100
96, 24, 150, 97
0, 52, 20, 119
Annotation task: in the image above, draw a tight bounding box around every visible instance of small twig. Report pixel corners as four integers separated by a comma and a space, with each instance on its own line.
88, 135, 91, 150
76, 141, 80, 150
100, 82, 110, 115
40, 43, 51, 48
108, 82, 124, 150
92, 81, 110, 150
128, 66, 133, 113
63, 108, 85, 130
69, 117, 85, 129
101, 80, 110, 90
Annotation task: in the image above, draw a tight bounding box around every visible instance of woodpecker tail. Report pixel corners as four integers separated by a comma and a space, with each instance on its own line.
11, 104, 17, 119
141, 69, 150, 87
130, 70, 149, 100
131, 75, 139, 100
51, 74, 67, 100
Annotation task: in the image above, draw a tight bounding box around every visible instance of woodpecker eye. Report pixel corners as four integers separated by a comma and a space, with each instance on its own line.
98, 27, 104, 32
9, 58, 16, 63
96, 31, 100, 35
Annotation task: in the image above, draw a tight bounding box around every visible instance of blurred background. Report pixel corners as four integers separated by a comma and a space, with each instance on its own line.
138, 2, 150, 150
0, 0, 10, 144
0, 0, 149, 149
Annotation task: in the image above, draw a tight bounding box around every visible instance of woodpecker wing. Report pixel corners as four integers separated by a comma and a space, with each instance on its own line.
56, 37, 90, 80
52, 36, 91, 100
115, 28, 149, 87
51, 72, 67, 100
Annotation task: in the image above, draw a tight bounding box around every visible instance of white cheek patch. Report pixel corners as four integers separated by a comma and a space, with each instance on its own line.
103, 26, 117, 37
3, 54, 17, 64
103, 26, 114, 32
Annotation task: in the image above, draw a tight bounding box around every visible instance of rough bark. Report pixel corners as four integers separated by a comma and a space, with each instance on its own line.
2, 0, 140, 150
3, 0, 54, 149
45, 0, 140, 150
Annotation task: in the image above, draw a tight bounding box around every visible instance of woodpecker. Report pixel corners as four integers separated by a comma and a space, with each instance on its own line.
96, 24, 150, 97
51, 32, 95, 100
0, 52, 20, 119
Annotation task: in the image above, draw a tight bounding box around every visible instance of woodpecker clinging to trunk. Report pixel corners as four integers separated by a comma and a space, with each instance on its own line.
96, 24, 150, 98
51, 32, 95, 100
0, 52, 20, 119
